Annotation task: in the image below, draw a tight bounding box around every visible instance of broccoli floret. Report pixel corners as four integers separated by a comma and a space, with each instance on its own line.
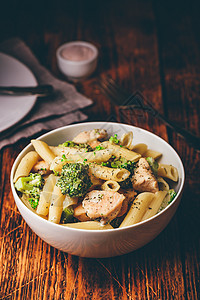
110, 156, 127, 168
146, 157, 159, 176
15, 173, 44, 191
120, 160, 135, 188
53, 170, 60, 176
101, 161, 110, 167
28, 190, 41, 209
60, 206, 74, 224
95, 145, 105, 151
59, 141, 76, 147
109, 134, 120, 145
124, 160, 136, 175
15, 173, 44, 209
57, 163, 92, 197
168, 189, 177, 204
101, 156, 135, 172
59, 141, 93, 152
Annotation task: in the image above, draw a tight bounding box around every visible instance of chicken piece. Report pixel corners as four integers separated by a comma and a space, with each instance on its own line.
73, 129, 107, 144
121, 189, 137, 201
117, 189, 137, 217
117, 197, 129, 217
82, 190, 125, 224
88, 140, 101, 148
32, 160, 51, 176
131, 158, 159, 193
74, 203, 91, 222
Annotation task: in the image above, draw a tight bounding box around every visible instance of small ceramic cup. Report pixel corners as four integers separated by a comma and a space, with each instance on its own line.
56, 41, 98, 81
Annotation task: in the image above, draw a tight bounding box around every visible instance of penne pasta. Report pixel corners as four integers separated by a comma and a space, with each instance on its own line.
13, 151, 40, 183
64, 149, 113, 163
62, 221, 113, 230
50, 146, 86, 156
130, 143, 148, 155
143, 149, 162, 160
119, 192, 155, 228
101, 180, 120, 192
50, 149, 114, 172
120, 132, 133, 148
141, 191, 167, 221
101, 141, 141, 162
48, 183, 65, 223
157, 177, 169, 191
31, 140, 55, 164
89, 163, 130, 182
63, 194, 78, 208
158, 192, 171, 212
36, 174, 57, 216
158, 164, 178, 182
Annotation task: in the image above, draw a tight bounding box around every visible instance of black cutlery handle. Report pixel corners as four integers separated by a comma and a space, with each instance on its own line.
0, 85, 54, 96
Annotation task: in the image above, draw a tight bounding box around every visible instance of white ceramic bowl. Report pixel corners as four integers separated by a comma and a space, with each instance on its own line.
56, 41, 98, 81
10, 122, 185, 258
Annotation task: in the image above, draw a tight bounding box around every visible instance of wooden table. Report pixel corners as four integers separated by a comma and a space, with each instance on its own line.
0, 1, 199, 299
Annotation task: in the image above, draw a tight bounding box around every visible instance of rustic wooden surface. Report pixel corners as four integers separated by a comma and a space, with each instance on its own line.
0, 1, 199, 299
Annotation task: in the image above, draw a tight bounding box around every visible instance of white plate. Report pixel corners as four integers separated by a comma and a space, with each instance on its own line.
0, 52, 37, 132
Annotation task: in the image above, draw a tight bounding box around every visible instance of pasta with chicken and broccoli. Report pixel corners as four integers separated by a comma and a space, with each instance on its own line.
14, 129, 178, 229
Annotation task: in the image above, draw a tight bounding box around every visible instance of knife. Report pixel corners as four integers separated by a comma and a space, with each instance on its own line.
0, 84, 54, 97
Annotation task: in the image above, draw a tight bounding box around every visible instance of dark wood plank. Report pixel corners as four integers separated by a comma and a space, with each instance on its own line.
153, 1, 200, 300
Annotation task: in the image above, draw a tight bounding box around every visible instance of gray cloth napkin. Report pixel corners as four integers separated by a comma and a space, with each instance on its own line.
0, 38, 93, 150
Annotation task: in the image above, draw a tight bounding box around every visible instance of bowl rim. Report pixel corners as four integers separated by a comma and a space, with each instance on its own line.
10, 121, 185, 233
56, 41, 98, 66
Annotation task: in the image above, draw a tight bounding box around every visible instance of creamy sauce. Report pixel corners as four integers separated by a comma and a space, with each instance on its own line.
61, 45, 95, 61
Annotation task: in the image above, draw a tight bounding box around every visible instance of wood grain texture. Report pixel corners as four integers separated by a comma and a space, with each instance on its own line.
0, 0, 199, 299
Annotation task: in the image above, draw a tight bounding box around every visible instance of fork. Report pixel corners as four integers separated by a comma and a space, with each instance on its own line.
98, 76, 200, 151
